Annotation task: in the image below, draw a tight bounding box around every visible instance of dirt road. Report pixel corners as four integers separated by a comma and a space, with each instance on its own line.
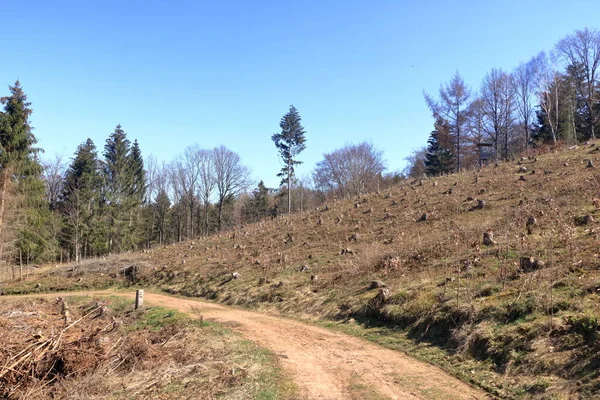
9, 291, 489, 400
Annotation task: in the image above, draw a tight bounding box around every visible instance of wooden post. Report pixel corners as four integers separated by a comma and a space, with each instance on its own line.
61, 300, 71, 325
135, 289, 144, 310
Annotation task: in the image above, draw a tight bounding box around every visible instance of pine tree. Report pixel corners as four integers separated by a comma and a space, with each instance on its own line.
130, 139, 146, 203
272, 105, 307, 214
17, 163, 55, 264
129, 139, 147, 247
425, 119, 455, 176
0, 81, 44, 264
102, 125, 138, 252
246, 180, 270, 222
61, 139, 101, 261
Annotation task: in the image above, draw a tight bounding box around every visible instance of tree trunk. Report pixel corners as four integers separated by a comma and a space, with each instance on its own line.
75, 230, 80, 263
19, 249, 23, 281
0, 168, 10, 263
217, 198, 223, 231
455, 106, 461, 173
204, 203, 209, 236
189, 195, 194, 238
287, 159, 292, 214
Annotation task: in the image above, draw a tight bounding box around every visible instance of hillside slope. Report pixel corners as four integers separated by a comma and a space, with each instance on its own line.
5, 142, 600, 399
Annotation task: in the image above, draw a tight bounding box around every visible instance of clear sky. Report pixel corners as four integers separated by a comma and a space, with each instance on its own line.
2, 1, 598, 189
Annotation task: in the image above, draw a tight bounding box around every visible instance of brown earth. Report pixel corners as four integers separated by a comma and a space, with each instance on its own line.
12, 290, 488, 400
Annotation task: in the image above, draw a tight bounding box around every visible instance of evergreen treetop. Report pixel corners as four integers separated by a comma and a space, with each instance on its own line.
0, 81, 38, 166
272, 105, 307, 186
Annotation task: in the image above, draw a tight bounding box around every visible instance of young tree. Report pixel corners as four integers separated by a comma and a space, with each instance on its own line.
556, 28, 600, 140
213, 145, 251, 231
424, 72, 470, 172
272, 105, 307, 214
0, 81, 41, 263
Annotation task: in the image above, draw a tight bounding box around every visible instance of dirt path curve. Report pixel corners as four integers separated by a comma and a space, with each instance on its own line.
9, 291, 489, 400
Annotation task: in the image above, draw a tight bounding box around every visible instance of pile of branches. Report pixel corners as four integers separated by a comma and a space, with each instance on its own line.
0, 302, 117, 398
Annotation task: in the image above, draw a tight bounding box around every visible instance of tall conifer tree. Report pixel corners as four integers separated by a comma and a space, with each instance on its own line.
0, 81, 44, 264
62, 138, 100, 261
272, 105, 306, 214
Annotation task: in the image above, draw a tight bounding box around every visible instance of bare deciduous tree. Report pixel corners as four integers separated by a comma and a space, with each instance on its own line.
538, 53, 561, 144
556, 28, 600, 139
42, 154, 66, 211
313, 142, 385, 197
197, 148, 216, 235
513, 52, 544, 151
481, 68, 516, 159
213, 145, 251, 231
403, 147, 427, 178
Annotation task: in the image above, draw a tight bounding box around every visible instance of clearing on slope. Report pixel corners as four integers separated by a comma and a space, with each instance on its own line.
3, 141, 600, 398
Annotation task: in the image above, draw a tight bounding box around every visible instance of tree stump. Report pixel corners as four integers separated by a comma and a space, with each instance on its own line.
526, 216, 537, 234
369, 280, 386, 289
520, 257, 545, 272
483, 230, 497, 246
586, 159, 595, 168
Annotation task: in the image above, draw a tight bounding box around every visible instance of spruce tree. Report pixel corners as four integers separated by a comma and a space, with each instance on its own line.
246, 180, 270, 222
61, 138, 101, 261
0, 81, 44, 264
424, 119, 455, 176
272, 105, 306, 214
103, 125, 137, 252
129, 139, 146, 203
129, 139, 147, 247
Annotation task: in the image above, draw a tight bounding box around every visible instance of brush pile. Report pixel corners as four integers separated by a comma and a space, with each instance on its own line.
0, 297, 253, 399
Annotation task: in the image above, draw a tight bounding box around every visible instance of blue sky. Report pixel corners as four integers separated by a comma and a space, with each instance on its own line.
2, 1, 597, 189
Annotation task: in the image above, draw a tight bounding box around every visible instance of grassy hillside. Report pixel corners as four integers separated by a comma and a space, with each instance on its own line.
4, 141, 600, 399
